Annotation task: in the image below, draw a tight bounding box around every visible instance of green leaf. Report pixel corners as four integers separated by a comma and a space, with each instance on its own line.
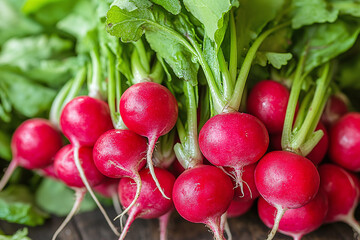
330, 0, 360, 17
0, 35, 73, 72
291, 0, 339, 29
337, 54, 360, 89
236, 0, 285, 57
151, 0, 181, 15
0, 71, 56, 118
294, 19, 360, 72
0, 185, 48, 226
107, 5, 199, 83
0, 228, 32, 240
0, 0, 42, 45
255, 52, 293, 69
183, 0, 237, 44
35, 178, 97, 217
22, 0, 77, 26
107, 5, 154, 42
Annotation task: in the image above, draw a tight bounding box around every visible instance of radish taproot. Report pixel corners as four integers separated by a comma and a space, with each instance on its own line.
0, 118, 63, 191
120, 82, 178, 199
258, 190, 328, 240
172, 165, 234, 240
199, 112, 269, 195
93, 129, 147, 219
329, 112, 360, 171
254, 151, 320, 240
118, 167, 175, 240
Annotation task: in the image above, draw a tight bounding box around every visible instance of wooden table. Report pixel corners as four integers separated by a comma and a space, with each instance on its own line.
0, 205, 358, 240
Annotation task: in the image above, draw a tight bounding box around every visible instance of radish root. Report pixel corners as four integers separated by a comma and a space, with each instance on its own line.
267, 206, 287, 240
73, 145, 120, 236
0, 160, 18, 191
147, 136, 170, 199
52, 188, 86, 240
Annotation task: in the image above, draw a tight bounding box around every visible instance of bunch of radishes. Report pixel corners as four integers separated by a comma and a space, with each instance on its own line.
1, 70, 360, 240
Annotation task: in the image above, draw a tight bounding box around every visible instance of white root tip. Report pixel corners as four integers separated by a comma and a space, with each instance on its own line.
266, 206, 286, 240
147, 136, 170, 200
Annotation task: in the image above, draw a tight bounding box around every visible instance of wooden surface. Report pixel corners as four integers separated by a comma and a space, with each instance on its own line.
0, 205, 358, 240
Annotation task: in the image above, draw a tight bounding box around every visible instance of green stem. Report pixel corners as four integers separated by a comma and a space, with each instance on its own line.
133, 39, 150, 73
226, 22, 290, 113
218, 49, 233, 101
89, 47, 103, 99
174, 82, 202, 169
131, 50, 150, 84
190, 38, 225, 114
148, 59, 164, 84
106, 46, 119, 128
290, 63, 331, 151
229, 10, 237, 84
292, 88, 315, 133
281, 54, 307, 151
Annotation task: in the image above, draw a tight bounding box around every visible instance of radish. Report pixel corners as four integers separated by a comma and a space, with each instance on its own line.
329, 112, 360, 171
0, 118, 63, 191
60, 96, 113, 147
270, 122, 329, 165
247, 80, 290, 134
120, 82, 178, 198
199, 112, 269, 195
52, 144, 106, 240
258, 190, 328, 240
321, 95, 348, 128
172, 165, 234, 240
318, 163, 360, 234
254, 151, 320, 240
59, 96, 118, 236
93, 129, 147, 218
118, 167, 175, 240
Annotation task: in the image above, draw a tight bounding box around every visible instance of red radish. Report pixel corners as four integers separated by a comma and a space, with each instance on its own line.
94, 178, 121, 214
59, 96, 118, 236
199, 112, 269, 195
227, 198, 254, 218
52, 144, 106, 240
329, 112, 360, 171
270, 122, 329, 165
37, 164, 58, 179
172, 165, 234, 240
258, 190, 328, 240
247, 80, 290, 134
120, 82, 178, 198
0, 118, 63, 191
54, 145, 105, 188
118, 167, 175, 240
318, 164, 360, 234
254, 151, 320, 240
93, 129, 147, 218
321, 95, 348, 128
60, 96, 113, 147
226, 163, 259, 201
